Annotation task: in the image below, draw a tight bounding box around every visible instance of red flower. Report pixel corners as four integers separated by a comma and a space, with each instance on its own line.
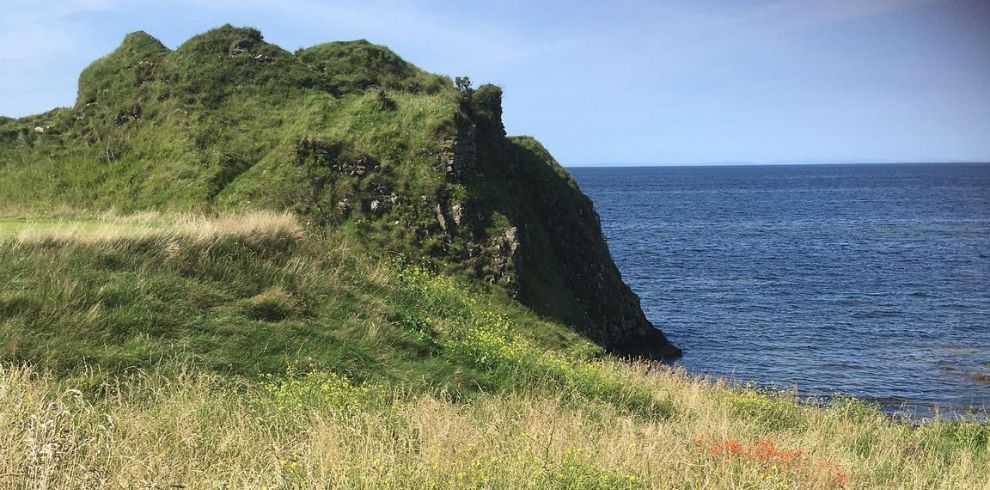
700, 435, 849, 488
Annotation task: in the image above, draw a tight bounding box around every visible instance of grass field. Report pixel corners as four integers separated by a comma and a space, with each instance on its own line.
0, 214, 987, 489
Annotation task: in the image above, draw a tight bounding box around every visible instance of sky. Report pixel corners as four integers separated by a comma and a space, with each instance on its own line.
1, 0, 988, 166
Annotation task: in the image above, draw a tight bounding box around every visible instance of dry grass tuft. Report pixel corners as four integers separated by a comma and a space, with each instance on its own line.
3, 211, 302, 245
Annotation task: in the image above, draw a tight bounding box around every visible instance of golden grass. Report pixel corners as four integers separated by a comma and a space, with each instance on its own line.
1, 211, 302, 244
1, 363, 986, 489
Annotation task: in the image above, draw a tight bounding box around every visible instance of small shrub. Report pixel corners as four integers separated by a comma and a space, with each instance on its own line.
828, 395, 882, 423
550, 449, 644, 490
245, 286, 295, 321
724, 386, 806, 430
372, 89, 397, 111
454, 76, 472, 93
263, 366, 368, 412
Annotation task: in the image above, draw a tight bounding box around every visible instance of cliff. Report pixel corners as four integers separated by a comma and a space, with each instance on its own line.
0, 25, 679, 359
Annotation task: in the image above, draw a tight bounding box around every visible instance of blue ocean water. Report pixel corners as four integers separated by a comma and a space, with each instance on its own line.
570, 163, 990, 417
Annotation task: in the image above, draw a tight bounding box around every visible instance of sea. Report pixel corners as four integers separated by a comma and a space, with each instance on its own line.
570, 163, 990, 418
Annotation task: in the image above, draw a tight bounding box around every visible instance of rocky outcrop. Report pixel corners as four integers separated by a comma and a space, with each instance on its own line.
430, 85, 681, 360
440, 126, 476, 180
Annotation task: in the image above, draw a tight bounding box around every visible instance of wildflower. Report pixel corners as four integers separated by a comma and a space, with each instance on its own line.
702, 436, 848, 486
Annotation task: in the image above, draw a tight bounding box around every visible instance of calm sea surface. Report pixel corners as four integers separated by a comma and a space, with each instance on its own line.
570, 163, 990, 417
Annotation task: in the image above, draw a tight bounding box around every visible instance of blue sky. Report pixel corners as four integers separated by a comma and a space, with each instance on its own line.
1, 0, 988, 165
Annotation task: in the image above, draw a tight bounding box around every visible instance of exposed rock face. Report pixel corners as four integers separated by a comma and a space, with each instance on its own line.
441, 125, 476, 179
450, 203, 464, 227
435, 203, 448, 231
434, 86, 681, 360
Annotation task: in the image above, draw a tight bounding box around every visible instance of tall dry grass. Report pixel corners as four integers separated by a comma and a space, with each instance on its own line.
3, 211, 302, 244
1, 362, 986, 489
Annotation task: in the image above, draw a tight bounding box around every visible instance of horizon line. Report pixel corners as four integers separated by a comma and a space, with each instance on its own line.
564, 160, 990, 168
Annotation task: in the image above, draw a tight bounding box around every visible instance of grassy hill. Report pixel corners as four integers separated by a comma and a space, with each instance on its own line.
0, 26, 987, 488
0, 214, 986, 488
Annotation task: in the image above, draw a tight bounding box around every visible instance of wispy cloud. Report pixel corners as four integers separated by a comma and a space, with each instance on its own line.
555, 0, 933, 85
697, 0, 928, 31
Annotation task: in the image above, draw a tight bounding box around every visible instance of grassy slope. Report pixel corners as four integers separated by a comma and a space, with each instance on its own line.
0, 86, 456, 215
0, 214, 589, 391
0, 216, 987, 488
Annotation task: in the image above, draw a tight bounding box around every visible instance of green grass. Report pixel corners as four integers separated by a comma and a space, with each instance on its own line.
0, 25, 457, 216
0, 214, 987, 488
0, 218, 29, 235
0, 218, 128, 237
0, 214, 596, 396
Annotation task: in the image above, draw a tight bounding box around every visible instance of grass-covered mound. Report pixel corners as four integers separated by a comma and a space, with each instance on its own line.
0, 25, 678, 359
296, 39, 449, 95
0, 215, 987, 488
0, 213, 592, 392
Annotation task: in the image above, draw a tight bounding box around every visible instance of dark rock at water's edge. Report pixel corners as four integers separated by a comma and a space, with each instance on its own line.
0, 25, 680, 360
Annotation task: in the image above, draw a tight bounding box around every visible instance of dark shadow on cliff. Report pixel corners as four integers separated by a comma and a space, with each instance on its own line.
503, 139, 681, 361
452, 84, 681, 360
